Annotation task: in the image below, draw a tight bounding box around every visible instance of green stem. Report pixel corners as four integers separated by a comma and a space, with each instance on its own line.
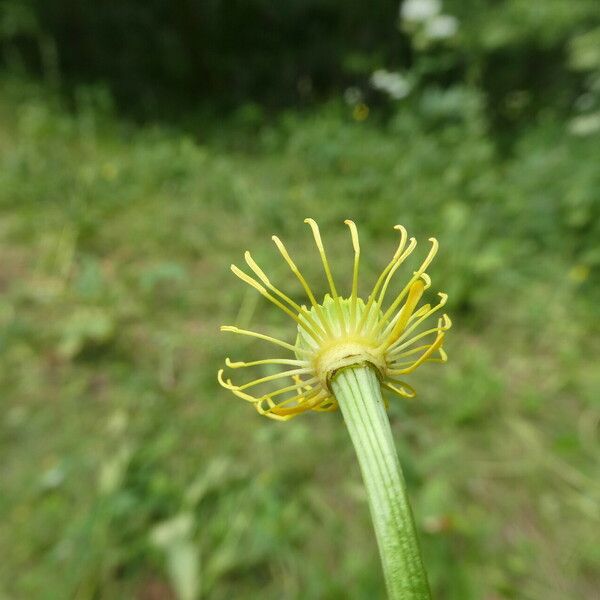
331, 365, 431, 600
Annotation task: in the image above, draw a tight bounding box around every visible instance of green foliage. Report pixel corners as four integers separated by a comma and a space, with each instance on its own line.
0, 6, 598, 599
1, 0, 598, 131
1, 0, 406, 113
0, 73, 598, 599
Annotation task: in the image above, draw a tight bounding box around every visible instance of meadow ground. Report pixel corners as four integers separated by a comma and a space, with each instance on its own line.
0, 78, 598, 599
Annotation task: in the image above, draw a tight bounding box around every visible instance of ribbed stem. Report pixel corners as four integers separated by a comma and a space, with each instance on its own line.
331, 365, 431, 599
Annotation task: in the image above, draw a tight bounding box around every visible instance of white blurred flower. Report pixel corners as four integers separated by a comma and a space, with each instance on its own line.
568, 112, 600, 136
574, 92, 595, 112
344, 86, 363, 105
400, 0, 441, 23
371, 69, 412, 100
424, 14, 459, 39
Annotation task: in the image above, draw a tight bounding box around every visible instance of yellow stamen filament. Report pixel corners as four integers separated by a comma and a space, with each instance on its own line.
256, 393, 322, 416
376, 237, 418, 308
389, 327, 442, 355
261, 387, 325, 410
305, 218, 347, 336
382, 380, 417, 398
220, 325, 311, 355
244, 251, 326, 338
375, 238, 439, 331
388, 315, 451, 356
313, 402, 337, 412
272, 235, 335, 338
305, 218, 339, 298
380, 278, 432, 338
383, 291, 447, 341
344, 219, 361, 334
259, 392, 328, 418
387, 297, 449, 352
387, 331, 445, 375
409, 303, 432, 322
261, 377, 320, 400
234, 368, 311, 391
230, 265, 324, 345
390, 344, 437, 360
225, 357, 307, 368
390, 348, 446, 368
379, 280, 425, 351
292, 374, 314, 393
219, 370, 320, 408
258, 388, 324, 413
355, 226, 412, 334
217, 370, 256, 402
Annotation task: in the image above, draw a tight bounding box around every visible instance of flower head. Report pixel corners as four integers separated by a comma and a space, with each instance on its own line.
400, 0, 441, 23
218, 219, 451, 420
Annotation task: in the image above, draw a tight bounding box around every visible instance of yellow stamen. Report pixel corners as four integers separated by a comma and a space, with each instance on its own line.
390, 344, 436, 359
313, 402, 337, 412
344, 219, 361, 333
387, 296, 449, 352
230, 265, 324, 345
264, 388, 324, 410
225, 357, 307, 368
383, 291, 447, 341
388, 331, 445, 375
382, 381, 417, 398
221, 325, 310, 355
380, 280, 425, 350
390, 345, 447, 368
292, 373, 314, 393
355, 226, 412, 334
221, 372, 319, 407
244, 251, 326, 339
235, 367, 311, 391
272, 235, 335, 338
261, 377, 320, 399
305, 218, 347, 336
376, 238, 439, 330
260, 391, 328, 417
217, 370, 257, 403
388, 314, 451, 356
376, 238, 418, 308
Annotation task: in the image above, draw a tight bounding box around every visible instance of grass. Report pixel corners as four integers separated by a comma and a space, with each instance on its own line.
0, 76, 598, 599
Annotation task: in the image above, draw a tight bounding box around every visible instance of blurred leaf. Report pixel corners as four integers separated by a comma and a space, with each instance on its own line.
57, 307, 115, 359
152, 514, 200, 600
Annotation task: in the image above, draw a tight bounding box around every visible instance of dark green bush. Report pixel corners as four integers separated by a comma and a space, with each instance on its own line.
1, 0, 598, 130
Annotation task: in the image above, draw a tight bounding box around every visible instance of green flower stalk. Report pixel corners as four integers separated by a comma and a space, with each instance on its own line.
218, 219, 451, 598
332, 366, 430, 597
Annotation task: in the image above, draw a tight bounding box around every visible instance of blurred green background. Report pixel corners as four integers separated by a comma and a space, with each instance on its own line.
1, 1, 599, 598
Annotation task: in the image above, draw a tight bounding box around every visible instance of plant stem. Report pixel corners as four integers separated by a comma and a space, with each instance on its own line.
331, 364, 431, 599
